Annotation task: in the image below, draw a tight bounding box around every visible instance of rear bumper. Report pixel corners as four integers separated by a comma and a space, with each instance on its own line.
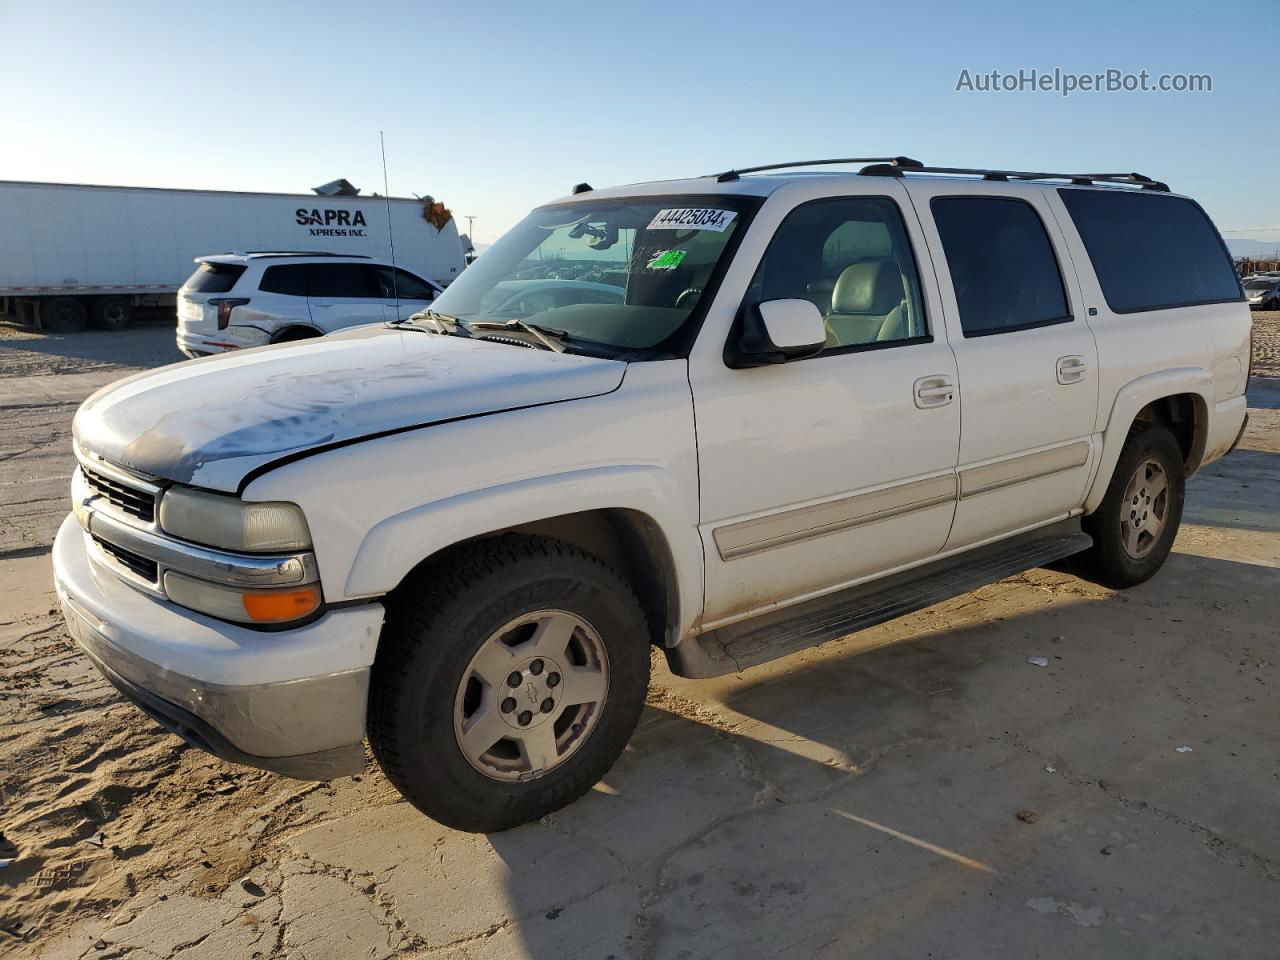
176, 324, 270, 359
53, 514, 384, 779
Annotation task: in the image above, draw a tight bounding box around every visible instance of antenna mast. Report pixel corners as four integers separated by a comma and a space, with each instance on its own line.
380, 130, 401, 315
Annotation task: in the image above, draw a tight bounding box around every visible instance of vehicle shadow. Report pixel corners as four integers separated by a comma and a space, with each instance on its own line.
485, 551, 1280, 958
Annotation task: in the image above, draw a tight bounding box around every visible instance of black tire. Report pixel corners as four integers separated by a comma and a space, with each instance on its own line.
91, 295, 132, 331
41, 296, 88, 333
272, 326, 321, 343
1078, 424, 1185, 589
368, 534, 651, 833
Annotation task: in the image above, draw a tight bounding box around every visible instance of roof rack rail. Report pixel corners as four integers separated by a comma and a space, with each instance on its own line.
237, 251, 374, 259
711, 157, 923, 183
857, 161, 1168, 192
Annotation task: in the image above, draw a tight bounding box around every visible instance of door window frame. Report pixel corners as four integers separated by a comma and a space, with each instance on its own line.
734, 194, 934, 362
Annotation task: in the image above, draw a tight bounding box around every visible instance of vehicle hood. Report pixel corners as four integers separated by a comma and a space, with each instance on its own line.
74, 325, 626, 492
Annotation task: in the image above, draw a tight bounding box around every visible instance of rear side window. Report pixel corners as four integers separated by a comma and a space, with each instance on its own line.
182, 262, 245, 294
1058, 189, 1241, 313
258, 264, 311, 296
308, 263, 379, 299
930, 197, 1070, 337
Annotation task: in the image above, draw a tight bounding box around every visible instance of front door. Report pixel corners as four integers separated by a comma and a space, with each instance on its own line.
374, 265, 439, 322
904, 183, 1100, 549
689, 185, 961, 629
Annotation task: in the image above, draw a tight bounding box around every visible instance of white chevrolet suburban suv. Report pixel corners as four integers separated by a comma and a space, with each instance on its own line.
176, 252, 441, 358
55, 158, 1251, 833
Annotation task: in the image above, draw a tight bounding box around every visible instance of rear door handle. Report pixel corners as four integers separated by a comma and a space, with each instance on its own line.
1057, 355, 1088, 384
914, 375, 955, 409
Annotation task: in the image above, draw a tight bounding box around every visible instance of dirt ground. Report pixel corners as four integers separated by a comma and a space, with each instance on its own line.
1, 317, 1278, 959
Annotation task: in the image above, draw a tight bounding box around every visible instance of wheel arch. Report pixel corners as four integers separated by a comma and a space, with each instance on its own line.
1084, 368, 1211, 514
341, 466, 703, 645
271, 324, 324, 343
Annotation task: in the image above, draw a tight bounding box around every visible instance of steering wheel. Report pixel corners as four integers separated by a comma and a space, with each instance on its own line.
674, 287, 703, 310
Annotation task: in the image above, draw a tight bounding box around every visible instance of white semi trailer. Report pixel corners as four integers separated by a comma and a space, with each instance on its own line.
0, 180, 467, 332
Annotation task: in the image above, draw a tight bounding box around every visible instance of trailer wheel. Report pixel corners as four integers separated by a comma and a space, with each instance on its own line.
42, 297, 89, 333
91, 296, 132, 331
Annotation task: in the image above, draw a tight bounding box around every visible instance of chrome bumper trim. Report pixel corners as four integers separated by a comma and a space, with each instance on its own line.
86, 504, 318, 588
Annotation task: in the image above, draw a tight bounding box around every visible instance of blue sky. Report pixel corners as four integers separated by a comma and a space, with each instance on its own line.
4, 0, 1276, 247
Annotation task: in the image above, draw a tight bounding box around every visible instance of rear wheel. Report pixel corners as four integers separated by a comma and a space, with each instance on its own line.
41, 297, 88, 333
1079, 424, 1185, 588
91, 296, 132, 331
368, 535, 651, 832
272, 326, 321, 344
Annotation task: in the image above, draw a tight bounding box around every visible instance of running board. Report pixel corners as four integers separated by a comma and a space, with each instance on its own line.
666, 519, 1091, 679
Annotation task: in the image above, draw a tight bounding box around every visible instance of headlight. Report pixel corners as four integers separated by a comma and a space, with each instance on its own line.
164, 571, 320, 624
159, 486, 312, 553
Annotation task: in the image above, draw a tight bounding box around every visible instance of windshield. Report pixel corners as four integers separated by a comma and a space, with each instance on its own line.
427, 196, 757, 357
1245, 279, 1275, 290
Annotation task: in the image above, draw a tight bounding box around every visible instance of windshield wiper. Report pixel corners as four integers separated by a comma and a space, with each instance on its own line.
467, 319, 568, 353
392, 308, 473, 337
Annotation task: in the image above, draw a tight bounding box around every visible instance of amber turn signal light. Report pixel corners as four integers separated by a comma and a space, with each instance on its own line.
241, 586, 320, 623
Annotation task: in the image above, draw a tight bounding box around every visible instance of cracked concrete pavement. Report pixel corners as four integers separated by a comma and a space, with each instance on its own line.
2, 319, 1279, 959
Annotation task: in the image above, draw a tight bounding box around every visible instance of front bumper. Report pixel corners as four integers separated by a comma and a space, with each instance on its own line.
53, 514, 384, 779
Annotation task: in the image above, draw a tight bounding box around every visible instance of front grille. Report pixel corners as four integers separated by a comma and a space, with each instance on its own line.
82, 464, 156, 523
93, 535, 159, 582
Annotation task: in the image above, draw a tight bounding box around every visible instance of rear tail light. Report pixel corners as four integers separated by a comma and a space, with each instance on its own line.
209, 298, 250, 330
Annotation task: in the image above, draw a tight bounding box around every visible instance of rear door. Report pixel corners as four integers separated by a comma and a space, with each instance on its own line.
904, 182, 1100, 549
306, 262, 387, 332
373, 265, 440, 322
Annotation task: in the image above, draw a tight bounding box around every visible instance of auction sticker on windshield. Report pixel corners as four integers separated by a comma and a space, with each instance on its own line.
647, 208, 737, 232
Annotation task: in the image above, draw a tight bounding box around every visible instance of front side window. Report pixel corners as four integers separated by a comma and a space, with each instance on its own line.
427, 196, 757, 357
1058, 189, 1240, 313
930, 196, 1070, 337
747, 196, 927, 350
375, 266, 437, 300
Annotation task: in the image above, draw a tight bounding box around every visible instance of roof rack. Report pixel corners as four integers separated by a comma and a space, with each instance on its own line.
236, 251, 373, 259
711, 157, 923, 183
857, 161, 1169, 192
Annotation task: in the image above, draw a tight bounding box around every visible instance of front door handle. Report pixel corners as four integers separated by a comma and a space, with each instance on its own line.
914, 375, 955, 409
1057, 355, 1088, 384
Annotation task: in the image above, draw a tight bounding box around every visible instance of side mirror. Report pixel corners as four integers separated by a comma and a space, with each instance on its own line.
726, 299, 826, 368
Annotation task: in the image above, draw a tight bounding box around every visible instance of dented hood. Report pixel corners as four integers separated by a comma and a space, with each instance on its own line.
74, 325, 626, 492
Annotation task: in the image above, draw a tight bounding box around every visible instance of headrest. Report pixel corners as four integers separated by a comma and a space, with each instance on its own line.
830, 261, 902, 316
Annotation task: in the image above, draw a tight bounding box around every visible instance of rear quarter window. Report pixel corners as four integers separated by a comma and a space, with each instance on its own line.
182, 262, 245, 294
259, 264, 311, 297
1058, 189, 1242, 313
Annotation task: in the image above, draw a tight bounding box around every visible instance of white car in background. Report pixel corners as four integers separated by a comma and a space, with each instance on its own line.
176, 252, 442, 358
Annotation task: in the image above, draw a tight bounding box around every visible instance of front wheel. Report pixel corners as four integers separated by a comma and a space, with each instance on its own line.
1079, 424, 1185, 588
368, 535, 651, 832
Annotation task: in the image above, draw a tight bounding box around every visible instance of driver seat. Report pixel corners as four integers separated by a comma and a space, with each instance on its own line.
824, 261, 904, 346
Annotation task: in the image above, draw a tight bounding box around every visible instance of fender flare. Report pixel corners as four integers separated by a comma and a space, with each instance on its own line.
342, 464, 704, 639
1083, 366, 1212, 513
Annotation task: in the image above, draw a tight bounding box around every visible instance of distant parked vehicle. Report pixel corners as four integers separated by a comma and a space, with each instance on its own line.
177, 253, 442, 357
0, 180, 465, 333
1243, 277, 1280, 310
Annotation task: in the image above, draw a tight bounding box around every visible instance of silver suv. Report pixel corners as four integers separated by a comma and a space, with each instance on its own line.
176, 252, 442, 358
